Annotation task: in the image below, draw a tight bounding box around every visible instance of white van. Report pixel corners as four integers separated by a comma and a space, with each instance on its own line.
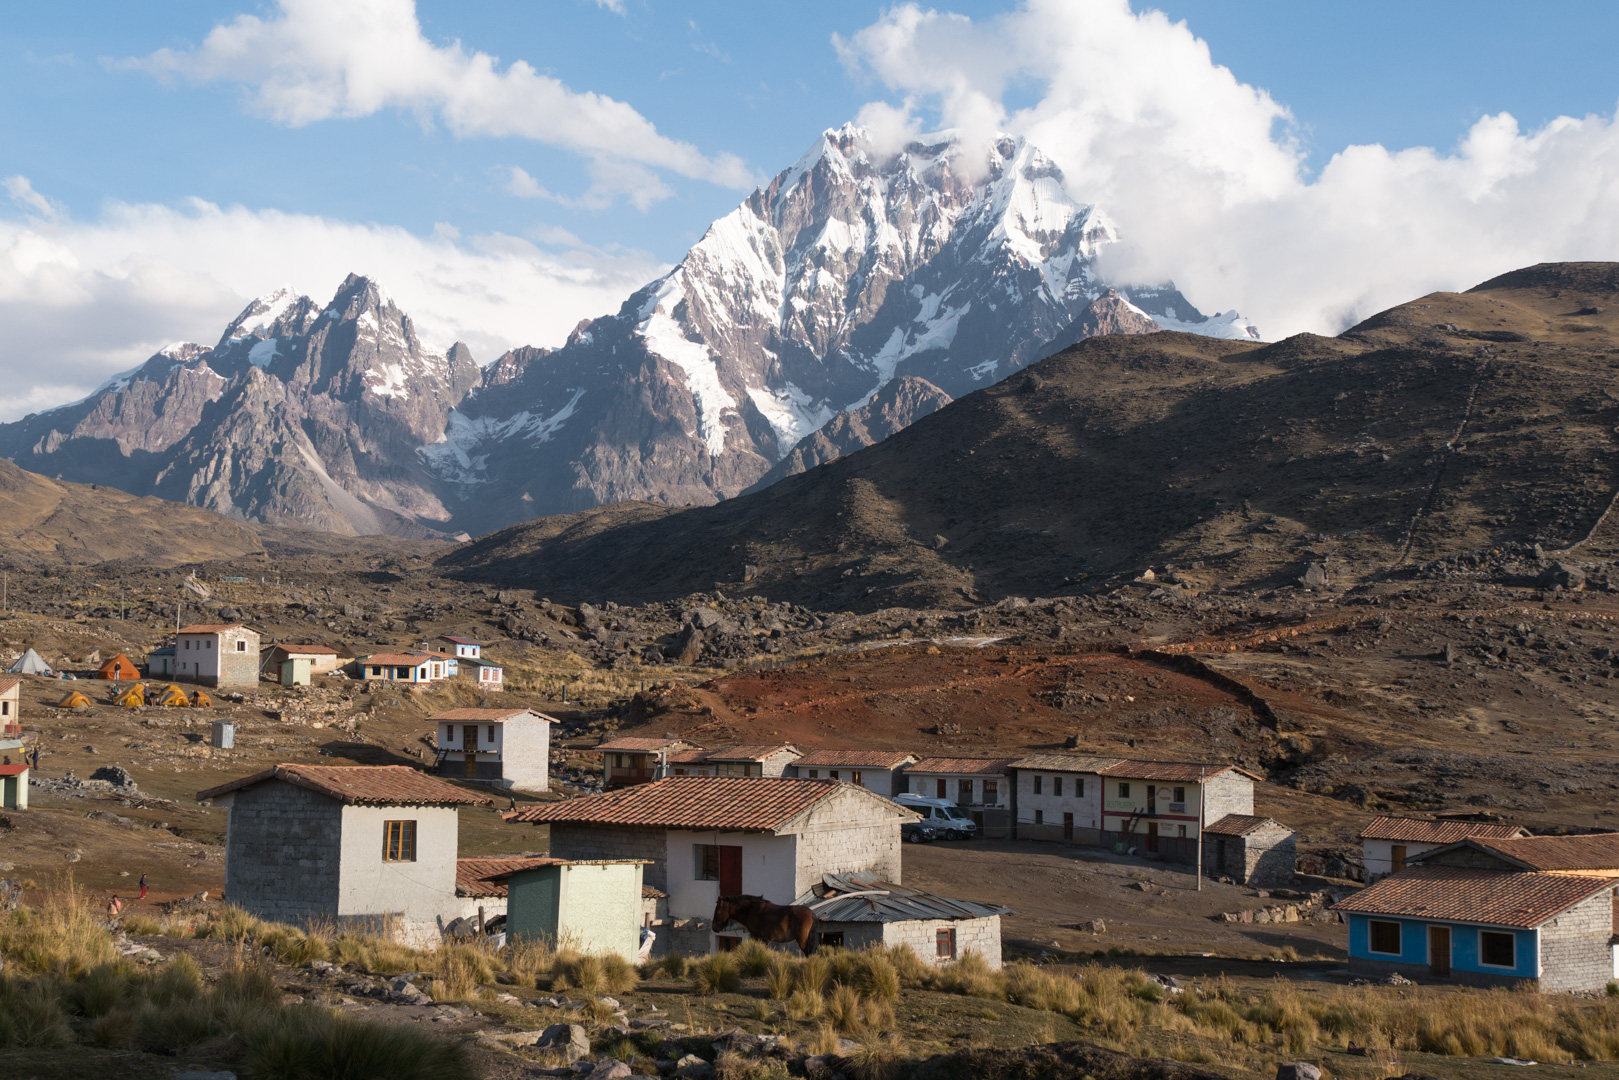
893, 793, 977, 839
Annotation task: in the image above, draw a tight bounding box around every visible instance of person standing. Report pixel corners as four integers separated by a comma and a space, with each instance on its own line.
139, 873, 148, 900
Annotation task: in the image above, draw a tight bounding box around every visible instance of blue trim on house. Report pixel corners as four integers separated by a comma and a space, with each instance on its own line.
1346, 914, 1537, 980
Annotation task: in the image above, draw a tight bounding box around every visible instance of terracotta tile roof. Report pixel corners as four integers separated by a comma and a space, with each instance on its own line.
1204, 814, 1285, 837
441, 636, 483, 646
196, 764, 491, 807
505, 775, 907, 832
456, 857, 562, 898
1008, 754, 1126, 773
595, 737, 695, 752
359, 653, 434, 667
643, 885, 667, 899
430, 708, 556, 723
0, 676, 22, 694
790, 750, 917, 768
267, 644, 339, 655
1096, 760, 1262, 782
1464, 834, 1619, 872
1359, 816, 1528, 844
906, 757, 1017, 775
698, 744, 800, 762
179, 624, 255, 634
1332, 866, 1616, 927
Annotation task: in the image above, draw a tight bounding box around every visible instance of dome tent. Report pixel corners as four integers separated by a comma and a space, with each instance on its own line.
57, 690, 91, 709
9, 649, 51, 675
115, 684, 146, 708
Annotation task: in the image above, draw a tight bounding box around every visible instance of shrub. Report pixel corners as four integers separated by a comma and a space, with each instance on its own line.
1006, 964, 1082, 1015
786, 988, 825, 1022
599, 952, 640, 995
150, 952, 206, 1006
694, 952, 742, 996
431, 944, 496, 1000
880, 945, 931, 989
73, 962, 135, 1018
647, 952, 690, 980
794, 953, 831, 996
828, 949, 861, 989
240, 1003, 477, 1080
855, 951, 900, 1004
932, 952, 1004, 1000
715, 1049, 792, 1080
734, 938, 776, 977
846, 1031, 905, 1080
553, 953, 606, 994
827, 984, 863, 1034
0, 976, 72, 1049
766, 962, 795, 1001
0, 885, 118, 977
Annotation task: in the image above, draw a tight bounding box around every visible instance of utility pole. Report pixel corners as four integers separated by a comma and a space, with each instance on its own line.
1195, 767, 1206, 892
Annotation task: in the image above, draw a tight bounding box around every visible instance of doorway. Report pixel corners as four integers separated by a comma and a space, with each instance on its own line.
718, 845, 743, 895
1063, 812, 1074, 842
1146, 785, 1157, 815
1146, 820, 1160, 853
936, 778, 947, 799
1429, 925, 1451, 978
463, 725, 479, 777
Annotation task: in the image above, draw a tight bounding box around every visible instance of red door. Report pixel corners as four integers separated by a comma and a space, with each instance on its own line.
718, 845, 743, 895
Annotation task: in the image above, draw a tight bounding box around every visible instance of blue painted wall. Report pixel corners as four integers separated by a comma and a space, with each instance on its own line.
1347, 914, 1537, 978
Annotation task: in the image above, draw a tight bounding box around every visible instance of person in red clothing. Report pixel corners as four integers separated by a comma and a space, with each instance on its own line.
139, 873, 148, 900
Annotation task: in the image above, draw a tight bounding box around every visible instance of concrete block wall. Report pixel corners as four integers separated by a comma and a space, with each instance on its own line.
1201, 774, 1254, 823
884, 916, 1003, 969
1540, 888, 1616, 993
794, 789, 905, 893
216, 627, 261, 688
1246, 826, 1298, 888
500, 715, 551, 793
221, 781, 342, 923
548, 823, 670, 889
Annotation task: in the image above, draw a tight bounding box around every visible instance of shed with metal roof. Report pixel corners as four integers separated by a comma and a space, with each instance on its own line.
789, 871, 1011, 968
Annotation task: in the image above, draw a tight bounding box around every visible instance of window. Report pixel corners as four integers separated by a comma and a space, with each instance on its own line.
1391, 845, 1408, 873
959, 779, 974, 804
236, 640, 246, 652
808, 769, 819, 778
1118, 782, 1131, 798
207, 640, 213, 649
984, 780, 999, 805
696, 844, 721, 880
851, 770, 862, 786
184, 640, 191, 650
936, 927, 957, 960
1480, 931, 1516, 968
486, 725, 496, 743
1033, 775, 1043, 795
1177, 824, 1187, 837
1054, 776, 1063, 797
1035, 810, 1044, 825
614, 754, 626, 768
382, 821, 416, 862
829, 770, 840, 781
1, 702, 8, 716
1173, 786, 1185, 803
1368, 920, 1401, 955
1076, 778, 1084, 797
819, 931, 845, 948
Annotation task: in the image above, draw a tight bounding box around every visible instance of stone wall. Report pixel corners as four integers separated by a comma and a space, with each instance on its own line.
1201, 774, 1254, 823
883, 916, 1003, 969
548, 823, 670, 890
220, 780, 342, 923
1540, 888, 1616, 993
1204, 822, 1296, 887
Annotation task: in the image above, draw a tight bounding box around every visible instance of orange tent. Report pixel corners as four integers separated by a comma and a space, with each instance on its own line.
98, 654, 140, 680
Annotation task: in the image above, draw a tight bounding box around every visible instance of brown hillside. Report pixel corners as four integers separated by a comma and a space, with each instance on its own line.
443, 262, 1619, 610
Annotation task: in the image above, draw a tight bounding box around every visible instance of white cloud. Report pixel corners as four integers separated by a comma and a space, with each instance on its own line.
839, 0, 1619, 337
125, 0, 753, 206
4, 176, 62, 222
0, 184, 665, 422
593, 0, 626, 14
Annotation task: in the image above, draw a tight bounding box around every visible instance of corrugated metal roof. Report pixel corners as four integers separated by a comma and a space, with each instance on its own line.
794, 872, 1011, 923
595, 737, 696, 752
1097, 760, 1262, 782
506, 775, 905, 832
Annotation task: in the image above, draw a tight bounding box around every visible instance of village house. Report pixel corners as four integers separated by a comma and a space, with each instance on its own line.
0, 675, 19, 737
1413, 833, 1619, 878
146, 646, 176, 678
491, 858, 650, 961
903, 758, 1017, 835
430, 707, 557, 791
173, 624, 261, 689
1359, 816, 1530, 882
354, 652, 448, 684
784, 750, 918, 797
507, 775, 916, 954
196, 764, 491, 946
595, 737, 702, 789
795, 871, 1010, 967
457, 656, 505, 691
260, 644, 342, 685
0, 761, 27, 809
1202, 814, 1297, 887
1335, 863, 1619, 991
668, 744, 802, 778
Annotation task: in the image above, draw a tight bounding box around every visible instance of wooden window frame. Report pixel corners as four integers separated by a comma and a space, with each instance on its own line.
382, 820, 417, 863
1368, 919, 1401, 956
695, 843, 721, 881
1118, 782, 1130, 799
936, 927, 957, 960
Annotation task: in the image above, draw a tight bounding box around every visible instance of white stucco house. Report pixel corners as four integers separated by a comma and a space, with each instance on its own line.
1359, 816, 1530, 882
508, 775, 916, 954
784, 750, 918, 797
667, 744, 803, 778
196, 764, 491, 946
430, 707, 558, 791
354, 652, 449, 684
174, 623, 261, 688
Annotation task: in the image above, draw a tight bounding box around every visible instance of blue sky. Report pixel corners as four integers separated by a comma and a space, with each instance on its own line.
4, 0, 1619, 418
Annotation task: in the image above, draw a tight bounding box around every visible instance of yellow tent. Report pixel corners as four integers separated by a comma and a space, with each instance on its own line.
155, 684, 189, 707
57, 690, 91, 709
114, 684, 146, 707
189, 689, 213, 708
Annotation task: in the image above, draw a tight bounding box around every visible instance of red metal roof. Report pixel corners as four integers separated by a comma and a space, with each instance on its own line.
1332, 866, 1616, 928
1359, 816, 1528, 844
506, 775, 904, 832
0, 764, 27, 777
1204, 814, 1284, 837
196, 764, 491, 807
907, 757, 1017, 776
791, 750, 917, 769
430, 708, 555, 723
456, 857, 563, 898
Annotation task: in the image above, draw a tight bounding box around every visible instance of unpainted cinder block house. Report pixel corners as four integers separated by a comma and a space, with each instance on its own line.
197, 764, 491, 947
174, 624, 261, 688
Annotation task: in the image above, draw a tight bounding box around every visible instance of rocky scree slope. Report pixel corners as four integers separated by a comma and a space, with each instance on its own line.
443, 263, 1619, 610
0, 275, 478, 537
423, 125, 1251, 532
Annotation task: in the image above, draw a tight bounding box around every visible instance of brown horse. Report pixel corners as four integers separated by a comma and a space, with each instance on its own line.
712, 895, 819, 955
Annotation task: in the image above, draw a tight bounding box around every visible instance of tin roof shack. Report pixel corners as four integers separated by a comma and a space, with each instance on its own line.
1202, 815, 1296, 887
1334, 866, 1619, 992
668, 744, 802, 778
796, 871, 1011, 967
0, 762, 27, 810
785, 751, 918, 797
197, 765, 490, 947
430, 708, 558, 792
260, 645, 341, 680
1359, 816, 1529, 882
175, 624, 261, 689
458, 656, 505, 691
490, 858, 649, 962
904, 758, 1016, 836
595, 737, 702, 789
508, 776, 916, 955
